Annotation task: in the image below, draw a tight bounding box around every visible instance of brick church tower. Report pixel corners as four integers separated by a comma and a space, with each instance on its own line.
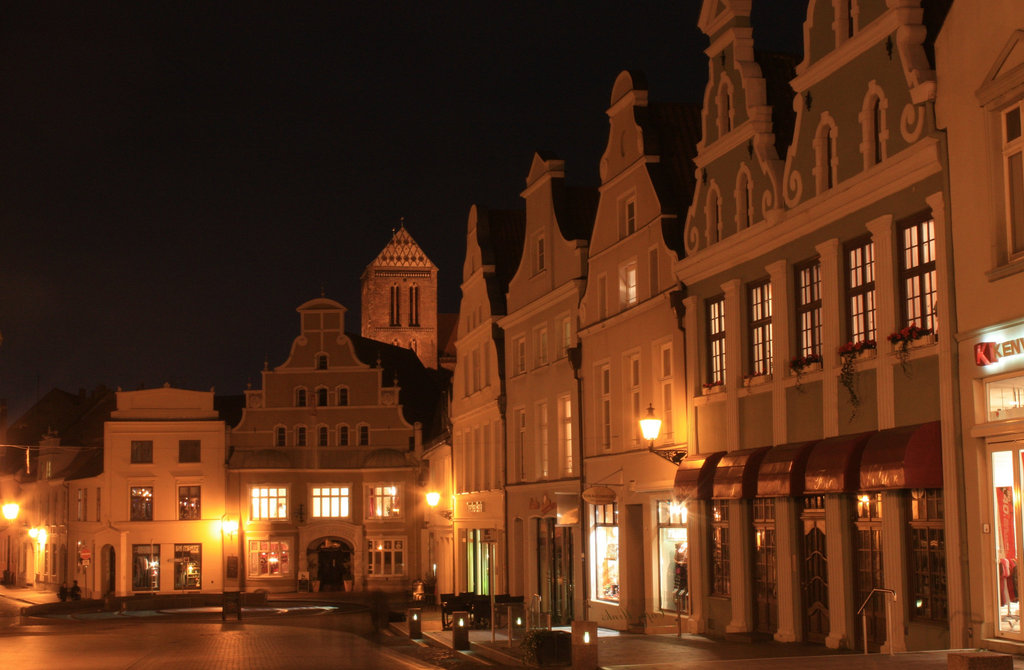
360, 222, 439, 369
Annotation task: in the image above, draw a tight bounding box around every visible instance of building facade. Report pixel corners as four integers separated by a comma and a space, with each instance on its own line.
501, 152, 596, 624
577, 70, 699, 632
450, 205, 524, 597
936, 0, 1024, 654
675, 0, 963, 651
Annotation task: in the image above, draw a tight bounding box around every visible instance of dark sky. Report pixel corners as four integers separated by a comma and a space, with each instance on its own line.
0, 1, 805, 422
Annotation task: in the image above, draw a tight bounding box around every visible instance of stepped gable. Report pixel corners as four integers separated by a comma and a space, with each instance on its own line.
371, 224, 436, 270
754, 50, 799, 161
646, 101, 703, 255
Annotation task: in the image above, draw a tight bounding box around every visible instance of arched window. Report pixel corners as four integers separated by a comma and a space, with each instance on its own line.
295, 388, 307, 407
389, 285, 400, 326
296, 426, 307, 447
317, 387, 328, 406
815, 116, 839, 194
318, 426, 328, 447
716, 75, 734, 137
860, 88, 888, 168
359, 425, 370, 446
316, 354, 328, 370
337, 386, 349, 406
872, 98, 883, 164
409, 285, 420, 326
276, 427, 286, 447
338, 425, 350, 446
735, 169, 753, 231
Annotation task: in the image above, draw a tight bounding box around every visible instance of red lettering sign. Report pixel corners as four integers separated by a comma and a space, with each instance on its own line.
976, 341, 999, 366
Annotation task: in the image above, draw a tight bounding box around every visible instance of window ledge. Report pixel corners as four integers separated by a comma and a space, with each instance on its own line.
987, 257, 1024, 282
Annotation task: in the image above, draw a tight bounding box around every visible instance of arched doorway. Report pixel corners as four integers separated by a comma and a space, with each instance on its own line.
101, 545, 116, 596
307, 538, 352, 591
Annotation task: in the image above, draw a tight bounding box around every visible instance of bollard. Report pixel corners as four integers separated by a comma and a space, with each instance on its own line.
452, 610, 470, 650
572, 620, 598, 670
507, 605, 527, 648
408, 607, 422, 640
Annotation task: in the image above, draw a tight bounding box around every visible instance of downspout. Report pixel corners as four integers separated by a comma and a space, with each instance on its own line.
567, 340, 587, 621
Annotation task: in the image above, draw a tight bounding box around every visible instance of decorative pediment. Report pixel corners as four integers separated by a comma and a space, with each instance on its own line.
370, 224, 435, 270
977, 30, 1024, 109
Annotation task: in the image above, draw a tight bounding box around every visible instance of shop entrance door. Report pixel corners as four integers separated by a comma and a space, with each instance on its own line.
753, 498, 778, 635
854, 494, 885, 651
991, 445, 1024, 639
537, 518, 574, 625
801, 496, 828, 644
314, 538, 352, 591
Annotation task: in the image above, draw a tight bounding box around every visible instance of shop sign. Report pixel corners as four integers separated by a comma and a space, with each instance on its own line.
976, 336, 1024, 366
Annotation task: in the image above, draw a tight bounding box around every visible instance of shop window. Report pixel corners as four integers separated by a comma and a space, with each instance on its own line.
178, 439, 201, 463
592, 503, 619, 602
909, 489, 947, 622
855, 493, 886, 645
248, 539, 290, 577
753, 498, 778, 632
707, 295, 726, 385
987, 374, 1024, 421
992, 450, 1021, 634
312, 486, 350, 518
367, 484, 401, 519
178, 485, 201, 520
795, 259, 822, 359
657, 500, 689, 613
899, 216, 938, 333
367, 538, 406, 576
130, 440, 153, 464
845, 236, 877, 344
132, 544, 160, 591
710, 500, 730, 596
250, 486, 288, 520
748, 279, 773, 376
173, 544, 201, 591
130, 486, 153, 521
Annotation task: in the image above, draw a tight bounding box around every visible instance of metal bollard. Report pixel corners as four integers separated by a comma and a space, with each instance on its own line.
408, 607, 422, 640
452, 610, 470, 650
572, 620, 599, 670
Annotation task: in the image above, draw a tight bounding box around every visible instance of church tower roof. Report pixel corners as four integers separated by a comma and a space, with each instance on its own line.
370, 221, 437, 270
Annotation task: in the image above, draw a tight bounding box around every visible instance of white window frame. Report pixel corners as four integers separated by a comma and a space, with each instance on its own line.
311, 485, 351, 518
367, 537, 406, 577
366, 483, 402, 520
250, 485, 288, 521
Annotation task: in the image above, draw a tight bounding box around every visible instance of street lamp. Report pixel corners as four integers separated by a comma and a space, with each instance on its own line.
639, 404, 662, 447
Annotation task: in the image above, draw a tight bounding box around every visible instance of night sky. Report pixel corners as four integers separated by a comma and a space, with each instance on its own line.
0, 2, 805, 423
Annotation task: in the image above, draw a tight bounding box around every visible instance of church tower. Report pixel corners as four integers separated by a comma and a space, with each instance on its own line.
360, 222, 439, 369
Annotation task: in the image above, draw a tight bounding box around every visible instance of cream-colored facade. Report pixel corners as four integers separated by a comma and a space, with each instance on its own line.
450, 205, 524, 596
577, 70, 696, 632
936, 1, 1024, 654
501, 152, 595, 623
68, 387, 228, 598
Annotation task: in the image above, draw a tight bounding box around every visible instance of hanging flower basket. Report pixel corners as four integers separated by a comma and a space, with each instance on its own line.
838, 339, 876, 412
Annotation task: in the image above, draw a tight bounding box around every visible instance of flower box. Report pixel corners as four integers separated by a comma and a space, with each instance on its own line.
702, 382, 725, 396
742, 373, 772, 388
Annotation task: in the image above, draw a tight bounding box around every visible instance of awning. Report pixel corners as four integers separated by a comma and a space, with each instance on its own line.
859, 421, 942, 491
804, 432, 873, 493
673, 452, 725, 501
713, 446, 771, 499
756, 441, 817, 497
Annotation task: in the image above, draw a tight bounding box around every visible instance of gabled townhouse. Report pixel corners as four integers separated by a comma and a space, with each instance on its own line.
229, 296, 444, 594
577, 70, 700, 632
450, 205, 524, 597
501, 152, 597, 624
936, 0, 1024, 654
675, 0, 962, 652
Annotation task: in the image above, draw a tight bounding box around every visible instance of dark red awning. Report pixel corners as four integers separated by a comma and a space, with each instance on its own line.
756, 441, 817, 497
859, 421, 943, 491
712, 446, 771, 499
804, 432, 873, 493
673, 452, 725, 501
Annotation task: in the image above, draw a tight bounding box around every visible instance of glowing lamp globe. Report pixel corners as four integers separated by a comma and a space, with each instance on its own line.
2, 502, 18, 520
639, 404, 662, 442
425, 491, 441, 507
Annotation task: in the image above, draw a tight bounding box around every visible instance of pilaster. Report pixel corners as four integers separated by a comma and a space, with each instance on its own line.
825, 494, 855, 649
722, 279, 742, 451
816, 238, 841, 437
727, 499, 753, 633
767, 260, 789, 445
866, 215, 895, 429
774, 497, 802, 642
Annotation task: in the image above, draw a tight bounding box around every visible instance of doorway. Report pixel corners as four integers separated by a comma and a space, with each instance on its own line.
309, 538, 353, 591
536, 518, 574, 625
801, 496, 829, 643
101, 545, 116, 596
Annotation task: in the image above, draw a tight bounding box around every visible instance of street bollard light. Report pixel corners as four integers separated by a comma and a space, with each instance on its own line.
452, 610, 470, 650
572, 620, 599, 670
408, 608, 422, 640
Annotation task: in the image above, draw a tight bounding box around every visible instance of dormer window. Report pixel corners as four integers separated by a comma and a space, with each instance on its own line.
316, 354, 328, 370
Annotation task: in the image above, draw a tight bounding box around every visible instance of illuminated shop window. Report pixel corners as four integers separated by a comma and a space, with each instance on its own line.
174, 544, 201, 590
367, 485, 401, 519
130, 486, 153, 521
657, 500, 688, 613
988, 374, 1024, 422
250, 486, 288, 520
367, 537, 405, 576
592, 503, 619, 603
132, 544, 160, 591
248, 539, 290, 577
710, 500, 730, 595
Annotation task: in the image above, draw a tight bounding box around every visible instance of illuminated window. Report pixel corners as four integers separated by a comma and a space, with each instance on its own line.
620, 261, 638, 308
795, 259, 822, 358
657, 500, 688, 612
177, 485, 201, 520
710, 500, 730, 595
988, 374, 1024, 421
748, 279, 773, 376
312, 486, 350, 518
559, 395, 573, 476
845, 236, 877, 344
250, 486, 288, 520
367, 484, 402, 519
130, 486, 153, 521
248, 539, 290, 577
592, 503, 619, 602
132, 544, 160, 591
367, 537, 405, 576
173, 544, 201, 591
130, 440, 153, 464
900, 217, 938, 333
707, 295, 726, 385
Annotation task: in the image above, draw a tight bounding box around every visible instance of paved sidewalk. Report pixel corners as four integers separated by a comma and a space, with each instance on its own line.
0, 582, 61, 606
389, 605, 1024, 670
